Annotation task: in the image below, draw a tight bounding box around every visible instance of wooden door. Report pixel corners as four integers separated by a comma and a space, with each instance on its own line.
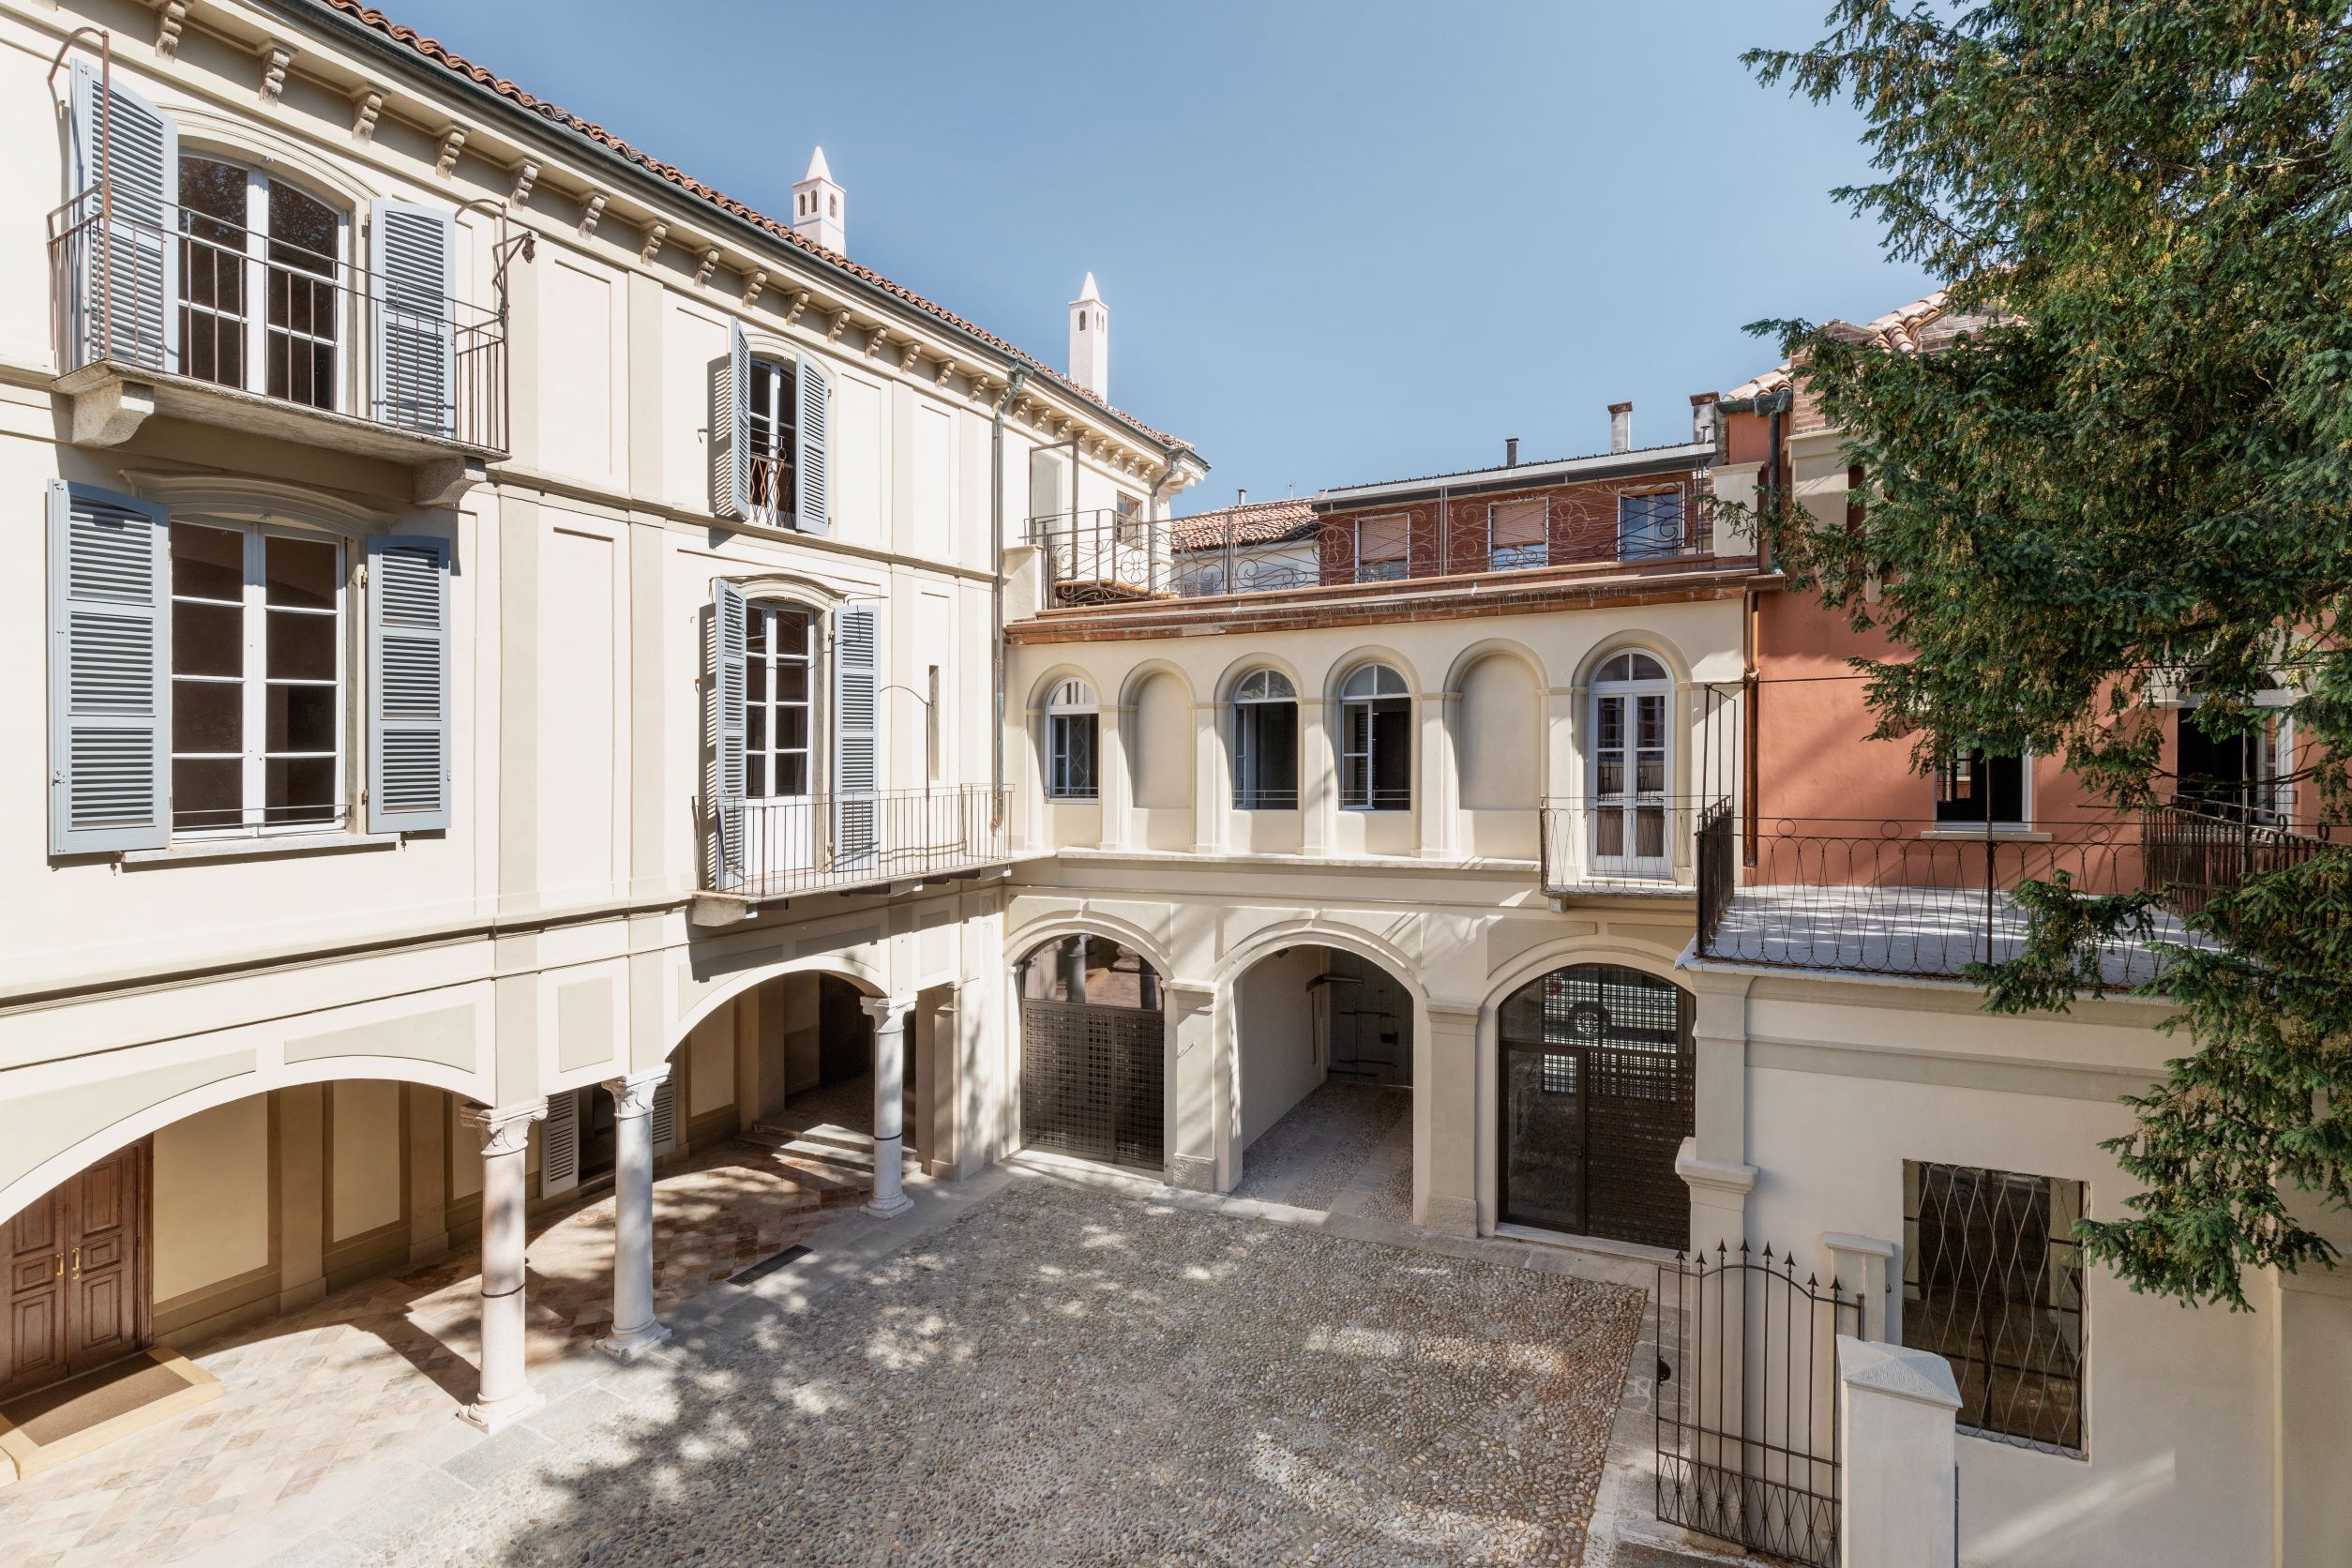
0, 1142, 148, 1401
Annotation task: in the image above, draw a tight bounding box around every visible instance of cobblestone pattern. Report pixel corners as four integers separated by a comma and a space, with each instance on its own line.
1233, 1081, 1412, 1213
373, 1181, 1647, 1566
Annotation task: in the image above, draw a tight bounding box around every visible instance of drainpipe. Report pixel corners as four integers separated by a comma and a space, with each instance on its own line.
989, 369, 1029, 824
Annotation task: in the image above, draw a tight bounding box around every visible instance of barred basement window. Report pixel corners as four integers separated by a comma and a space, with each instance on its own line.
1904, 1160, 2088, 1455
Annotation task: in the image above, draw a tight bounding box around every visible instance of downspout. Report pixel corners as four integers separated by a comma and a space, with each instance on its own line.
989, 369, 1029, 824
1716, 384, 1792, 867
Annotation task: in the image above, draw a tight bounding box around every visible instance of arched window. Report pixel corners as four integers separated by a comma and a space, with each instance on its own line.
1591, 652, 1671, 873
1231, 670, 1298, 809
1046, 678, 1099, 800
179, 155, 345, 409
1339, 663, 1410, 810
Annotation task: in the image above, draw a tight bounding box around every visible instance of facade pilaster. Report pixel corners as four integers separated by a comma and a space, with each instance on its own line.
1165, 979, 1230, 1192
1419, 1001, 1480, 1235
1096, 703, 1134, 850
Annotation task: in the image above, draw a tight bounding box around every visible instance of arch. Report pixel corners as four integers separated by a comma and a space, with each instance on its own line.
171, 105, 377, 213
1482, 935, 1688, 1020
1021, 661, 1102, 716
1213, 916, 1434, 1012
1323, 645, 1421, 705
1211, 649, 1307, 707
1003, 909, 1179, 988
1455, 649, 1544, 811
1116, 656, 1195, 714
1569, 631, 1695, 692
1128, 667, 1194, 811
666, 948, 886, 1060
727, 569, 846, 614
1, 1054, 485, 1229
1440, 636, 1549, 699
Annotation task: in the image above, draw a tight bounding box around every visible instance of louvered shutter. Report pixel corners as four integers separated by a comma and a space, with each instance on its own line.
714, 322, 752, 520
68, 60, 178, 371
369, 200, 458, 436
539, 1089, 580, 1198
48, 481, 170, 853
832, 604, 879, 868
651, 1075, 679, 1155
367, 535, 451, 833
710, 580, 748, 891
795, 353, 831, 535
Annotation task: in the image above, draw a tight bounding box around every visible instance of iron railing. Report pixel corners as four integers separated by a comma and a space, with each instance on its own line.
1031, 508, 1172, 604
49, 183, 507, 450
1694, 809, 2340, 983
1656, 1242, 1858, 1567
1539, 796, 1724, 895
705, 785, 1007, 899
1316, 496, 1720, 589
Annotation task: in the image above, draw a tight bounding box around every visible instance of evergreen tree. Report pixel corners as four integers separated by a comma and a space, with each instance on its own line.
1746, 1, 2352, 1307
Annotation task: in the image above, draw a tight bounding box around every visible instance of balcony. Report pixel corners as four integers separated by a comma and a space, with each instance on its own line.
694, 786, 1010, 922
48, 184, 508, 502
1692, 802, 2340, 985
1539, 797, 1717, 897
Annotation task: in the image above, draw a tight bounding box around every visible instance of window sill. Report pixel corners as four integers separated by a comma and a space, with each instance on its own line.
1918, 826, 2049, 842
122, 831, 404, 867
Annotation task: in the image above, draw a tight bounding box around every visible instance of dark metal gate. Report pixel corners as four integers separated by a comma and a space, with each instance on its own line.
1019, 997, 1163, 1170
1654, 1244, 1859, 1566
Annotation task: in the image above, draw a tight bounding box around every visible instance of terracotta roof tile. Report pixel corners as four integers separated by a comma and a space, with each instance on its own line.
1725, 287, 1993, 401
310, 0, 1189, 452
1166, 497, 1317, 550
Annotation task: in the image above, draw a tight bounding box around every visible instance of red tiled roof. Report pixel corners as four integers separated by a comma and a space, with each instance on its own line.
1166, 497, 1318, 550
1726, 287, 1989, 401
309, 0, 1189, 453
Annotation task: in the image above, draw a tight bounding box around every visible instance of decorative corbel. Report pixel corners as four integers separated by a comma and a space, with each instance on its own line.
351, 87, 384, 142
865, 326, 890, 361
782, 290, 810, 329
152, 1, 188, 59
434, 127, 467, 179
741, 269, 767, 309
637, 221, 667, 264
508, 158, 540, 205
933, 358, 957, 389
580, 191, 608, 236
693, 248, 720, 288
898, 340, 923, 374
826, 310, 851, 345
257, 42, 295, 102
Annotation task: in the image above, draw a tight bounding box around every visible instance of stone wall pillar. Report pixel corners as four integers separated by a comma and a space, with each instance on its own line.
1838, 1336, 1960, 1568
596, 1069, 671, 1362
2270, 1255, 2352, 1564
1825, 1231, 1901, 1344
1166, 979, 1230, 1192
461, 1100, 547, 1432
1679, 972, 1756, 1252
1191, 702, 1226, 856
406, 1084, 450, 1266
862, 995, 917, 1217
1416, 689, 1458, 859
1096, 702, 1134, 850
1299, 697, 1333, 857
1419, 1002, 1479, 1235
275, 1084, 326, 1314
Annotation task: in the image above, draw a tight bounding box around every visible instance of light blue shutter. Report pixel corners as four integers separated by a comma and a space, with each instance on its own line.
68, 60, 178, 371
716, 322, 752, 520
832, 604, 879, 868
369, 200, 458, 436
711, 580, 748, 891
367, 535, 451, 833
795, 353, 831, 535
539, 1089, 580, 1198
48, 482, 170, 853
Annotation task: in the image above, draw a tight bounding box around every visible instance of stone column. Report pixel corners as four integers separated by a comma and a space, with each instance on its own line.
1166, 979, 1229, 1192
862, 995, 917, 1217
1299, 696, 1333, 857
460, 1101, 548, 1432
1825, 1231, 1901, 1344
1837, 1336, 1961, 1568
1419, 1003, 1480, 1235
596, 1069, 672, 1363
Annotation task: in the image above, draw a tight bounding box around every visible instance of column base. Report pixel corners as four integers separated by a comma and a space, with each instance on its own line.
863, 1192, 914, 1218
595, 1320, 673, 1364
1167, 1153, 1219, 1193
1421, 1195, 1479, 1237
459, 1386, 543, 1434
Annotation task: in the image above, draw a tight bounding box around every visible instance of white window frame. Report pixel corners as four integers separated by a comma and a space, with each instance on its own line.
1338, 663, 1410, 811
1487, 498, 1550, 571
1589, 651, 1672, 875
746, 600, 816, 804
177, 153, 349, 412
168, 518, 347, 839
745, 357, 798, 527
1046, 677, 1100, 801
1930, 748, 2036, 834
1231, 668, 1299, 810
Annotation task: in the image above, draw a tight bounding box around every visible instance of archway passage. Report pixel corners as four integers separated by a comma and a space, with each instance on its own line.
1498, 963, 1694, 1249
1018, 937, 1163, 1171
1229, 944, 1414, 1216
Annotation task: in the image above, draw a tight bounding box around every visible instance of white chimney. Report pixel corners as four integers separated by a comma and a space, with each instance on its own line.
1608, 400, 1633, 453
1069, 273, 1108, 399
1691, 391, 1720, 445
792, 146, 845, 254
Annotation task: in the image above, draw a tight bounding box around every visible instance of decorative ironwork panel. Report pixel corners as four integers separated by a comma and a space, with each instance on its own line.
1904, 1160, 2086, 1455
1019, 997, 1163, 1173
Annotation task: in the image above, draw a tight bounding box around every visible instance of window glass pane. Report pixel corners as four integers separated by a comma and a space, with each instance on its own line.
265, 609, 336, 681
746, 703, 766, 753
265, 535, 338, 610
776, 660, 807, 703
173, 757, 242, 830
1371, 700, 1410, 807
265, 756, 337, 823
171, 522, 244, 601
746, 655, 767, 702
775, 755, 808, 796
173, 600, 242, 678
267, 182, 336, 276
746, 611, 768, 654
776, 706, 807, 750
173, 680, 241, 752
265, 683, 336, 752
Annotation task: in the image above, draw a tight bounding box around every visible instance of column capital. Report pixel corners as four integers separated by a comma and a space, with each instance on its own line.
461, 1100, 548, 1157
859, 992, 919, 1028
602, 1067, 671, 1118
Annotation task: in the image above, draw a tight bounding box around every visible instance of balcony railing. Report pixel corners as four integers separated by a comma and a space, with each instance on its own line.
1540, 796, 1720, 895
704, 785, 1008, 900
1693, 806, 2341, 984
49, 183, 507, 453
1032, 509, 1169, 605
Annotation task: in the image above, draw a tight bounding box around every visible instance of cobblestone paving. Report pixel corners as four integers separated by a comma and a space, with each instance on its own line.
375, 1180, 1647, 1567
1233, 1080, 1412, 1213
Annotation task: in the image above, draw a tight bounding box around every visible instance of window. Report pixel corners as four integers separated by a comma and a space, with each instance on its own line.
746, 605, 812, 800
1339, 663, 1410, 810
745, 359, 799, 527
1591, 652, 1671, 871
1617, 490, 1685, 560
1355, 514, 1409, 583
1905, 1161, 2087, 1455
1046, 678, 1099, 800
179, 156, 342, 410
1488, 499, 1549, 570
169, 520, 343, 835
2176, 700, 2289, 822
1231, 669, 1299, 809
1936, 749, 2027, 825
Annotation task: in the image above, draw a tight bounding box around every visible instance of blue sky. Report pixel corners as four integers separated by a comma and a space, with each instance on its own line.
381, 1, 1932, 510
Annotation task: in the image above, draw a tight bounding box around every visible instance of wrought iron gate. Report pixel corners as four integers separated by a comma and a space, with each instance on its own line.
1018, 997, 1163, 1170
1655, 1243, 1859, 1567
